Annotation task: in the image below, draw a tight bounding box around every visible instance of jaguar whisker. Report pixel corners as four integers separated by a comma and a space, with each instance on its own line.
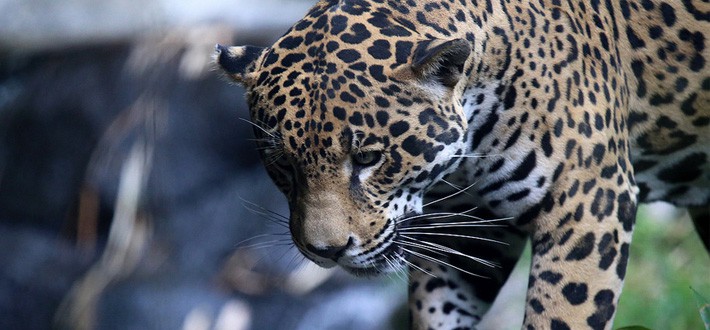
397, 210, 497, 225
424, 206, 479, 220
401, 223, 506, 230
401, 217, 513, 230
239, 117, 279, 139
240, 198, 290, 224
422, 180, 478, 208
248, 138, 282, 146
395, 249, 438, 278
234, 232, 290, 248
401, 247, 488, 279
397, 211, 469, 225
395, 252, 437, 278
237, 239, 295, 250
264, 152, 285, 167
398, 231, 509, 246
395, 239, 449, 258
399, 236, 500, 268
383, 255, 407, 282
239, 198, 289, 220
241, 204, 290, 229
439, 179, 480, 200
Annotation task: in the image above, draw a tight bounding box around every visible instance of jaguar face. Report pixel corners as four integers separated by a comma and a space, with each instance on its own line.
216, 10, 472, 275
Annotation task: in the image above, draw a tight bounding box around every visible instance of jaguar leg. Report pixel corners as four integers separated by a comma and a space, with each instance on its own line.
521, 173, 638, 329
407, 221, 528, 330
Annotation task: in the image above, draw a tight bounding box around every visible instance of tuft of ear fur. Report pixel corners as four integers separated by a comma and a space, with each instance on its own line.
411, 38, 471, 89
214, 44, 266, 85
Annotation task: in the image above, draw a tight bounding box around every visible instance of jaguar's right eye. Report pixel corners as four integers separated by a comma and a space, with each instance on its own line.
352, 150, 382, 167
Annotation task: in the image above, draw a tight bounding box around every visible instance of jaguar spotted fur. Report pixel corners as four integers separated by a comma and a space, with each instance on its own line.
216, 0, 709, 328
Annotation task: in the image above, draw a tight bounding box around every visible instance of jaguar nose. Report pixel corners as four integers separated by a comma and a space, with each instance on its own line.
306, 237, 354, 260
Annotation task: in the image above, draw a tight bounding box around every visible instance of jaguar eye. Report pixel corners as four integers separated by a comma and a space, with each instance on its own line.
352, 150, 382, 167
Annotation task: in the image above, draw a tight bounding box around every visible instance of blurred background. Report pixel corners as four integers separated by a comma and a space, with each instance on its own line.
0, 0, 707, 329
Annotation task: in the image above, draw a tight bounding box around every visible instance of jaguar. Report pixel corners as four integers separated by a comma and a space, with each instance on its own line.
215, 0, 709, 328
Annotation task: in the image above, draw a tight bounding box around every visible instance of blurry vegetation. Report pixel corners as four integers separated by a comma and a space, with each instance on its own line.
692, 288, 710, 330
614, 204, 709, 330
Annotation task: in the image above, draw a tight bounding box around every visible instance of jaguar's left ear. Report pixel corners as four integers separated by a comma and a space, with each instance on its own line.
410, 38, 471, 89
215, 44, 266, 85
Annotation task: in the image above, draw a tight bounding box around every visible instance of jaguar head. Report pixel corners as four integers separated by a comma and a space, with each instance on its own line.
216, 8, 472, 275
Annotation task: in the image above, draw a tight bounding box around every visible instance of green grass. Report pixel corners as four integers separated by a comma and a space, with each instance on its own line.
614, 204, 710, 330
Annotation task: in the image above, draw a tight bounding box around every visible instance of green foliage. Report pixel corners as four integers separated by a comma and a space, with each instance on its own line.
614, 205, 710, 330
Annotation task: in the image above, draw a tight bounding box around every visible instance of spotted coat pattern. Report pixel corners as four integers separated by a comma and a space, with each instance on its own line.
216, 0, 709, 329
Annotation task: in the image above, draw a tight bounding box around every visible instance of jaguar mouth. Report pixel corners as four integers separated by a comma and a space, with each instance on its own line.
339, 243, 406, 277
337, 212, 426, 277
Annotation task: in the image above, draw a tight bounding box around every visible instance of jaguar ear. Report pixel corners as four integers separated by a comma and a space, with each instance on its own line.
411, 38, 471, 89
215, 44, 266, 85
